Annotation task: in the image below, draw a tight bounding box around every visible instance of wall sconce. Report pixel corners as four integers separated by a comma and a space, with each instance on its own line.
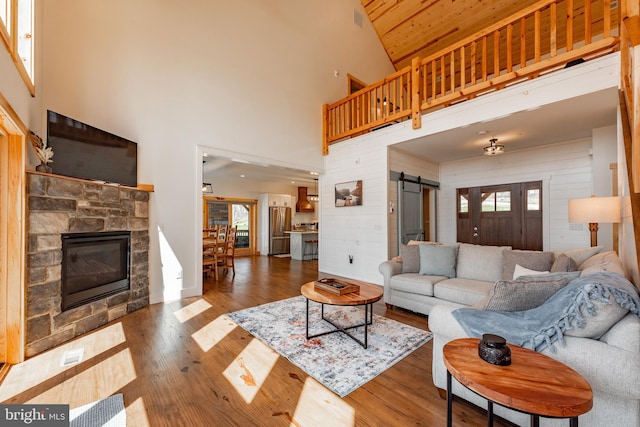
202, 183, 213, 193
568, 195, 621, 246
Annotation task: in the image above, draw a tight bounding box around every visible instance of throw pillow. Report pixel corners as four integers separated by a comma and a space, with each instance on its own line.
456, 243, 511, 283
418, 244, 456, 278
550, 253, 578, 273
483, 272, 580, 311
513, 264, 549, 279
502, 249, 555, 280
564, 294, 629, 339
578, 251, 625, 277
399, 244, 420, 273
554, 246, 603, 267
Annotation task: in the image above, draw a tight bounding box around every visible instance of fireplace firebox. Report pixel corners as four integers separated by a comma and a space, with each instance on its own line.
61, 231, 131, 311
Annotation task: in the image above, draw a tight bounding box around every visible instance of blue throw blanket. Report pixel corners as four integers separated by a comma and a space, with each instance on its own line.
452, 272, 640, 352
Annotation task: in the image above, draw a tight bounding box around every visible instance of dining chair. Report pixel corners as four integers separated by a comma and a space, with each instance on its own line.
222, 226, 237, 276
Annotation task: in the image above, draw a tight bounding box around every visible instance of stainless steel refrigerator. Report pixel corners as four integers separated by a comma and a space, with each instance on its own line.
269, 206, 292, 255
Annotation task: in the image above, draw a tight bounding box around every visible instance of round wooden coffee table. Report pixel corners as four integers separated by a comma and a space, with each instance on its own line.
443, 338, 592, 427
300, 280, 383, 349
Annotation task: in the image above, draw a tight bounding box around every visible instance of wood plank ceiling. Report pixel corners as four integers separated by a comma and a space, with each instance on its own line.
362, 0, 548, 70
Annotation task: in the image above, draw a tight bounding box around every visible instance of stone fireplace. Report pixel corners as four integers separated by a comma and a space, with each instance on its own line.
26, 172, 150, 357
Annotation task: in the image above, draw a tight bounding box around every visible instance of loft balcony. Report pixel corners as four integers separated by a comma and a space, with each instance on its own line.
322, 0, 630, 154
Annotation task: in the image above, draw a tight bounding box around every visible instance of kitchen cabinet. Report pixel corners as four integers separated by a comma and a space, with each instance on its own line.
267, 194, 292, 207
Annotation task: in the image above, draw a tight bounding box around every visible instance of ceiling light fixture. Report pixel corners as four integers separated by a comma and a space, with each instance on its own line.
483, 138, 505, 156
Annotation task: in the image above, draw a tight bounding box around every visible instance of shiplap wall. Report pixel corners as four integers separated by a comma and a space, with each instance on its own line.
438, 137, 617, 251
319, 137, 390, 284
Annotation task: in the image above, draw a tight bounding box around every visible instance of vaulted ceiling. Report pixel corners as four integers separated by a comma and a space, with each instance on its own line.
362, 0, 545, 70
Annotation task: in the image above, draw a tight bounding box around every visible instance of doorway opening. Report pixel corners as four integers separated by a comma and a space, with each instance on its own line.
394, 171, 440, 251
203, 197, 257, 256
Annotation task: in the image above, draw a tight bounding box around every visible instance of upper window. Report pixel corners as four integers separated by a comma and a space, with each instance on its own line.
0, 0, 34, 95
16, 0, 33, 81
0, 0, 10, 46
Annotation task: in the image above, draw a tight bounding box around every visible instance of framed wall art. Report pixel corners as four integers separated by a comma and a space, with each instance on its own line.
335, 180, 362, 207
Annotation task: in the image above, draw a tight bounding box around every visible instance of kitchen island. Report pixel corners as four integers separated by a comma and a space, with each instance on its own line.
286, 230, 318, 260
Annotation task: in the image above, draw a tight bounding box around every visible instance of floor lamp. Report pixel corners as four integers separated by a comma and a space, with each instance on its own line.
568, 196, 621, 247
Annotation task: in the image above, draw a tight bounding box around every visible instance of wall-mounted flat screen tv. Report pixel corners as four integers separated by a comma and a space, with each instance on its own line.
47, 110, 138, 187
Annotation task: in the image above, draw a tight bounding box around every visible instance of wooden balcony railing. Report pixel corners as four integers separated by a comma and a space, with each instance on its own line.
323, 0, 621, 154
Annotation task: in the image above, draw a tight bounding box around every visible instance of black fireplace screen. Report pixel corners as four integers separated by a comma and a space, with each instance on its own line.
61, 231, 131, 311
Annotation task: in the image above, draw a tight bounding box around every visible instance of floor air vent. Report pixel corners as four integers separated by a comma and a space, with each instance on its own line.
60, 348, 84, 367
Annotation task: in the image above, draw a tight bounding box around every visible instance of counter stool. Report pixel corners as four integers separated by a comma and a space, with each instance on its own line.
303, 239, 318, 260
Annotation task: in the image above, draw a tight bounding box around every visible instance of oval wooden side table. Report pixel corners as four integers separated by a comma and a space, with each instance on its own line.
443, 338, 593, 427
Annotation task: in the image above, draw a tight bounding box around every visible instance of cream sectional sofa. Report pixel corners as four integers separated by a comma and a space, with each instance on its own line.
378, 242, 616, 315
379, 242, 640, 426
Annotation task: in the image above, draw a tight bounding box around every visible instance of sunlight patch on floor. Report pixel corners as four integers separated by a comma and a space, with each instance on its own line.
292, 378, 355, 427
174, 298, 212, 323
0, 323, 127, 401
192, 315, 237, 352
126, 396, 151, 426
29, 348, 137, 406
223, 338, 279, 404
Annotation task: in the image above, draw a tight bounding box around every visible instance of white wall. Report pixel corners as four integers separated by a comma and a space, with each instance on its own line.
34, 0, 393, 303
321, 54, 625, 286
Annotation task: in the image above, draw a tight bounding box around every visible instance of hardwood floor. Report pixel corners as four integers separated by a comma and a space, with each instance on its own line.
0, 256, 510, 426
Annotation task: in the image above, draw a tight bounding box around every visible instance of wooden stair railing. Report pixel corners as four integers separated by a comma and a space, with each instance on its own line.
618, 91, 640, 276
619, 10, 640, 275
621, 15, 640, 191
323, 0, 620, 154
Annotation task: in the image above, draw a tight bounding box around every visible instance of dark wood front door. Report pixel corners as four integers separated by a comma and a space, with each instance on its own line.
457, 181, 542, 250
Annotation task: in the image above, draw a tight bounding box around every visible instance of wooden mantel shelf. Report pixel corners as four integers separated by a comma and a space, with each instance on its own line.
27, 170, 155, 192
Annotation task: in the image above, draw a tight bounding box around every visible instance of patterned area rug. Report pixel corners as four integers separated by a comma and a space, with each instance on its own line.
227, 296, 432, 397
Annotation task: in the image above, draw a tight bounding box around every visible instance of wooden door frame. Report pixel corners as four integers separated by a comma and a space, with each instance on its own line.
0, 93, 27, 365
203, 196, 258, 256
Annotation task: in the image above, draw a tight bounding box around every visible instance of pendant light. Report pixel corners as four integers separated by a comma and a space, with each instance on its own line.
307, 178, 319, 202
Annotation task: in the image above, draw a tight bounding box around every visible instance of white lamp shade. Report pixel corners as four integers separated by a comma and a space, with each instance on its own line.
568, 196, 621, 223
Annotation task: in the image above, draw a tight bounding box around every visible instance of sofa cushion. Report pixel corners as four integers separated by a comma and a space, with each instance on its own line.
389, 273, 447, 296
419, 244, 456, 278
599, 313, 640, 353
565, 293, 630, 339
550, 253, 578, 273
399, 244, 420, 273
578, 251, 626, 277
554, 246, 603, 266
456, 243, 510, 283
483, 272, 580, 311
434, 278, 495, 306
502, 249, 554, 280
